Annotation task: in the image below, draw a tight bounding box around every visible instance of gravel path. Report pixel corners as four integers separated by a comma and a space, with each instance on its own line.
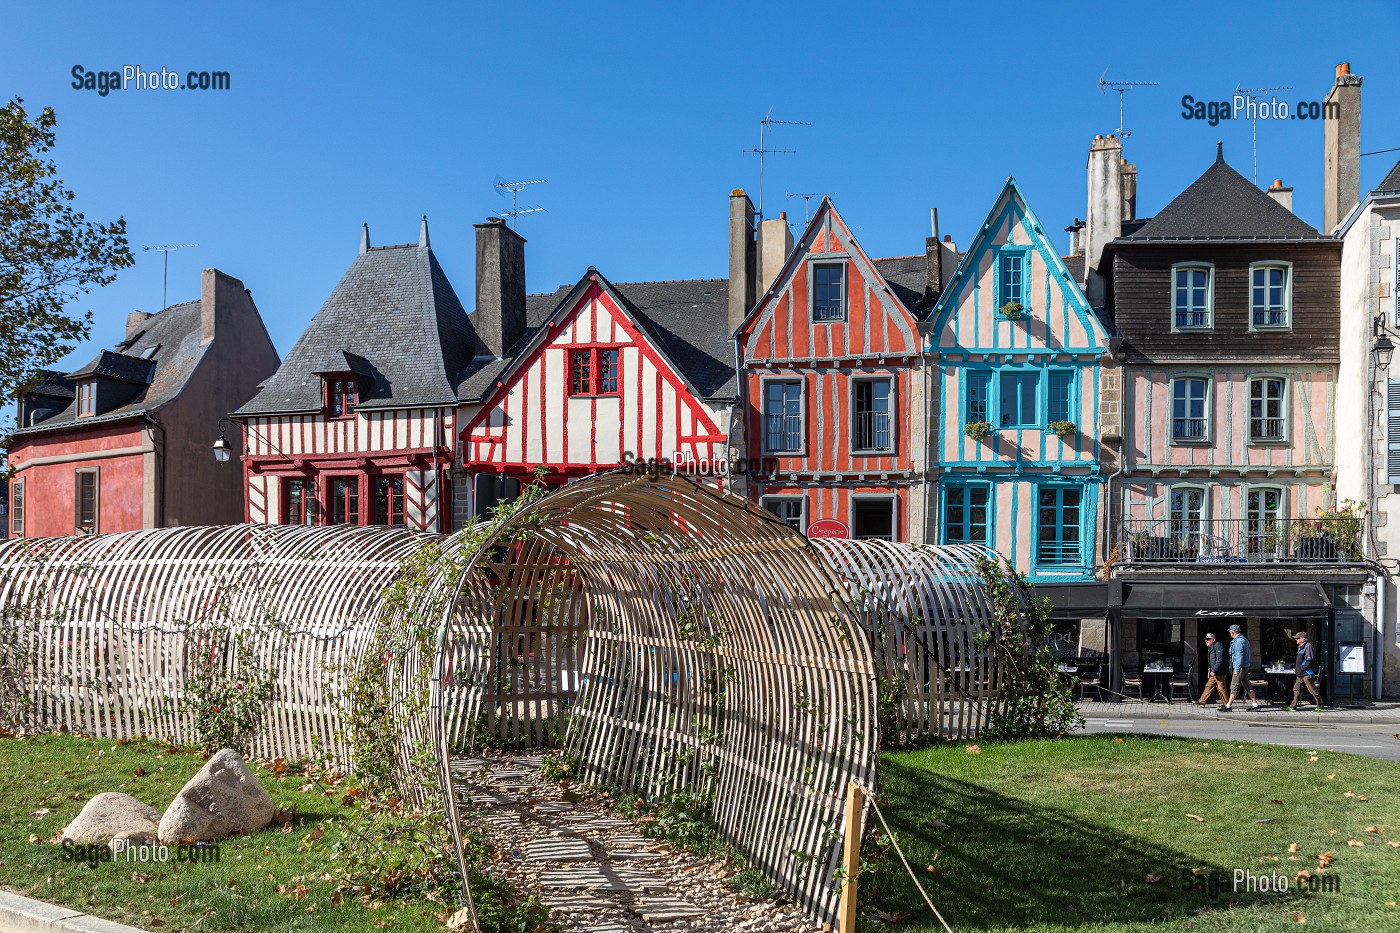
454, 754, 823, 932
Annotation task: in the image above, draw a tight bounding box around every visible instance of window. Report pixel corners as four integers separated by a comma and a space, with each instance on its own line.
284, 478, 316, 526
1036, 486, 1082, 565
965, 371, 992, 424
1172, 263, 1213, 330
327, 378, 358, 417
997, 248, 1027, 309
763, 381, 803, 453
77, 381, 96, 418
1250, 263, 1291, 329
943, 485, 990, 545
372, 476, 406, 528
1249, 377, 1287, 442
1047, 370, 1074, 424
1247, 486, 1286, 559
852, 497, 896, 541
1170, 376, 1209, 442
138, 344, 161, 360
329, 477, 360, 525
853, 379, 893, 452
761, 496, 805, 531
812, 263, 846, 321
9, 479, 23, 538
999, 371, 1039, 428
75, 468, 98, 535
1388, 379, 1400, 485
568, 348, 621, 396
1169, 486, 1206, 542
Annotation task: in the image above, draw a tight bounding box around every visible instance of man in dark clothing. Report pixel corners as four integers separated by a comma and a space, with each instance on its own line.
1289, 630, 1324, 711
1197, 633, 1228, 707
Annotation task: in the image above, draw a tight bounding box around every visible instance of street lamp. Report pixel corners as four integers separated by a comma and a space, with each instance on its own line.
212, 420, 232, 464
1374, 334, 1395, 369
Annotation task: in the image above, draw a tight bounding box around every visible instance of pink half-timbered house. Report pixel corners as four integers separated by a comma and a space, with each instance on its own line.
734, 194, 952, 541
233, 218, 468, 532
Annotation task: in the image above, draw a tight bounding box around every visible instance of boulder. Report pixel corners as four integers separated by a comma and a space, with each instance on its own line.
109, 828, 157, 855
62, 792, 161, 845
157, 748, 274, 844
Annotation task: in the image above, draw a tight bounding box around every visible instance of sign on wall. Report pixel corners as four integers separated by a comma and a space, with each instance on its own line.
806, 519, 849, 539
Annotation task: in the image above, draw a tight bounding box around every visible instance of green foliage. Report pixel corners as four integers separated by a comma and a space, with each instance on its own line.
539, 749, 577, 784
729, 866, 775, 900
962, 420, 992, 440
999, 300, 1025, 319
972, 555, 1083, 740
0, 98, 135, 462
612, 788, 720, 854
183, 627, 277, 755
1296, 496, 1366, 560
1047, 420, 1077, 438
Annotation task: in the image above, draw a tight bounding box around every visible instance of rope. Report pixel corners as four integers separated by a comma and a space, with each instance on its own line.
861, 783, 954, 933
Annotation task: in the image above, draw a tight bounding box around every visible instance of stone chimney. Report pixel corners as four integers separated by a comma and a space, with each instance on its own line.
1084, 135, 1125, 307
1267, 178, 1294, 213
201, 268, 251, 346
474, 217, 527, 359
1120, 159, 1138, 222
758, 212, 794, 295
419, 214, 430, 248
360, 222, 370, 255
728, 190, 757, 334
1323, 62, 1362, 232
923, 208, 943, 305
126, 311, 151, 339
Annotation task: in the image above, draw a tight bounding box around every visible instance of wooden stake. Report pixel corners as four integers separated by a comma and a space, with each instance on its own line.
838, 779, 864, 933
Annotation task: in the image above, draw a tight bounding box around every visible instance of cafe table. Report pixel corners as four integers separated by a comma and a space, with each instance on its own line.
1263, 664, 1297, 704
1142, 663, 1173, 703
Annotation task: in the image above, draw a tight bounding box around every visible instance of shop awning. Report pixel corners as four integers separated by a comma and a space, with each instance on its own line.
1119, 581, 1330, 619
1033, 582, 1110, 619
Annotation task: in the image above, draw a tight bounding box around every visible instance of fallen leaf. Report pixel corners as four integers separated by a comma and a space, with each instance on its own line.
1296, 870, 1312, 883
1186, 814, 1206, 822
926, 818, 950, 829
281, 822, 293, 833
1388, 842, 1400, 849
27, 834, 41, 844
132, 872, 152, 884
1345, 791, 1356, 798
1289, 843, 1299, 853
1318, 852, 1334, 868
1348, 840, 1365, 847
926, 866, 943, 876
1145, 873, 1162, 883
1359, 795, 1369, 801
1328, 829, 1339, 835
1271, 799, 1284, 805
310, 826, 324, 841
30, 808, 50, 819
149, 921, 163, 929
1287, 855, 1300, 861
1308, 755, 1319, 762
445, 908, 474, 931
1295, 913, 1307, 923
964, 744, 981, 754
1328, 773, 1336, 780
1114, 737, 1124, 743
1260, 855, 1280, 861
1365, 826, 1378, 833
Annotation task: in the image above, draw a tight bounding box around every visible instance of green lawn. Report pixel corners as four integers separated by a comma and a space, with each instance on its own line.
0, 734, 452, 931
865, 735, 1400, 932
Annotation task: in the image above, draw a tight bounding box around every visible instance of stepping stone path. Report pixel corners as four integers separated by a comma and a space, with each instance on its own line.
452, 752, 820, 932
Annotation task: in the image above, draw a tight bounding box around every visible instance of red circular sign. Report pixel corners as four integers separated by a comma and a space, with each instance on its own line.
806, 519, 849, 539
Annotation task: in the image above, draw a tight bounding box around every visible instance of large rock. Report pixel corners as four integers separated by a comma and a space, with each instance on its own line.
62, 792, 161, 844
157, 749, 274, 844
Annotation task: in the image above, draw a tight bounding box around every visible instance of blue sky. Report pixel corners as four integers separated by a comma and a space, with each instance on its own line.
5, 0, 1400, 372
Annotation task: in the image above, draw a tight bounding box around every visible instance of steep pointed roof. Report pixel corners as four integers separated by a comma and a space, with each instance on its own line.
1120, 150, 1324, 242
236, 242, 474, 415
1376, 157, 1400, 195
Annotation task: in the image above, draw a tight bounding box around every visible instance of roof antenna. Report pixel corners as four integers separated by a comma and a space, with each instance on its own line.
1097, 73, 1159, 139
786, 191, 837, 225
141, 243, 199, 312
493, 176, 548, 230
1234, 84, 1294, 185
743, 109, 810, 222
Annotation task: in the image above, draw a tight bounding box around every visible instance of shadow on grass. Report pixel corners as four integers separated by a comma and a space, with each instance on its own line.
865, 755, 1261, 929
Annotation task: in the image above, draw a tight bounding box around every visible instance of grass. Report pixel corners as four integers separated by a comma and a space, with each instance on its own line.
865, 734, 1400, 932
0, 733, 454, 931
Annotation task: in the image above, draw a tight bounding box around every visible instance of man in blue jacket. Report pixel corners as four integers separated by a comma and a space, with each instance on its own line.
1222, 623, 1260, 712
1288, 630, 1325, 711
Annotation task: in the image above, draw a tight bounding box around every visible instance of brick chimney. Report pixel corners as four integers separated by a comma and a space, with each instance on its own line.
1267, 178, 1294, 213
728, 190, 757, 334
923, 208, 943, 305
758, 212, 793, 295
1323, 62, 1362, 232
126, 311, 151, 340
1084, 134, 1125, 307
474, 217, 527, 359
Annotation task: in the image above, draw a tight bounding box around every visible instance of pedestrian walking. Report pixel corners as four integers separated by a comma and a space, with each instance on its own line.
1222, 623, 1260, 712
1197, 633, 1228, 707
1287, 630, 1325, 711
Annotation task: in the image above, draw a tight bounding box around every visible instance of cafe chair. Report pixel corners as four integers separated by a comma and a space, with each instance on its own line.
1121, 667, 1143, 700
1169, 664, 1193, 703
1248, 668, 1269, 703
1077, 663, 1104, 702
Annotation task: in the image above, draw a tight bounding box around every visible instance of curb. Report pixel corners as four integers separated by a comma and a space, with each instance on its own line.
0, 890, 149, 933
1080, 705, 1400, 725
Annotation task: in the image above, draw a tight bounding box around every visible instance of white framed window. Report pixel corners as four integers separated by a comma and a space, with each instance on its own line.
1171, 263, 1214, 331
1249, 262, 1292, 330
1168, 485, 1207, 542
77, 381, 96, 418
851, 495, 897, 540
760, 495, 806, 532
763, 380, 804, 453
9, 478, 24, 538
811, 262, 846, 322
1169, 376, 1210, 443
1248, 376, 1288, 443
75, 467, 99, 535
1246, 485, 1287, 560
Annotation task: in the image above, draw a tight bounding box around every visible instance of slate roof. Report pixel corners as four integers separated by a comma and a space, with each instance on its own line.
67, 349, 155, 384
456, 276, 736, 402
23, 370, 75, 400
870, 255, 934, 316
1376, 158, 1400, 195
11, 300, 208, 436
1062, 254, 1085, 284
1118, 151, 1325, 242
235, 243, 474, 415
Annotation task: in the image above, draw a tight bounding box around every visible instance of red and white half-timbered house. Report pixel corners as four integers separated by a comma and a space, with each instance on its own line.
233, 219, 469, 531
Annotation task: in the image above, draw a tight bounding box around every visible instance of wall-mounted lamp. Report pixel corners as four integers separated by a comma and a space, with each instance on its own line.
1373, 313, 1395, 369
212, 419, 233, 464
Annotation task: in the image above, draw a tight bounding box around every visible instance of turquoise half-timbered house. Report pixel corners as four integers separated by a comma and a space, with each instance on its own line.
929, 179, 1109, 582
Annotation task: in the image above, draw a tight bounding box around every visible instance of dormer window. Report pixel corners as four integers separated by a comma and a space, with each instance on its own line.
568, 349, 620, 396
138, 344, 161, 360
77, 381, 96, 418
325, 376, 358, 417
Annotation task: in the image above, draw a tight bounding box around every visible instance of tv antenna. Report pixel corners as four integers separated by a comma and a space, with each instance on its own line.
494, 176, 548, 230
742, 109, 810, 221
786, 191, 837, 224
1097, 74, 1159, 139
141, 243, 198, 311
1234, 84, 1294, 184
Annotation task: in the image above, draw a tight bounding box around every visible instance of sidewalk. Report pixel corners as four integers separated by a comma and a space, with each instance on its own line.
1079, 697, 1400, 724
0, 889, 148, 932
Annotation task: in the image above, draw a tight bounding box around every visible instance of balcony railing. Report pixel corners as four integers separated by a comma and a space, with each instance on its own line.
765, 413, 802, 453
1117, 517, 1365, 565
853, 410, 892, 452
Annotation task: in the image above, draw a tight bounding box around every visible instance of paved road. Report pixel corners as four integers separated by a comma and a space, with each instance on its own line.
1078, 716, 1400, 761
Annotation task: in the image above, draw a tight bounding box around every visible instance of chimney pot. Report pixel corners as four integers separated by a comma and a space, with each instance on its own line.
1337, 62, 1350, 77
943, 234, 952, 242
1323, 63, 1362, 231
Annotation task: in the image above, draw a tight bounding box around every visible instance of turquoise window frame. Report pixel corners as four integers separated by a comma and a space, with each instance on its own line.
1034, 484, 1084, 567
1045, 369, 1075, 425
963, 369, 993, 425
998, 370, 1040, 428
940, 482, 993, 546
995, 246, 1031, 314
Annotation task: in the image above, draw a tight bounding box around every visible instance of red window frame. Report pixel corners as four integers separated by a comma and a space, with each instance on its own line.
328, 475, 361, 525
567, 347, 621, 397
283, 477, 316, 526
323, 375, 359, 417
372, 475, 406, 528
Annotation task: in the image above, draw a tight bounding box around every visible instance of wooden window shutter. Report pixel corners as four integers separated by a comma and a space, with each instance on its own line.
1388, 378, 1400, 485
